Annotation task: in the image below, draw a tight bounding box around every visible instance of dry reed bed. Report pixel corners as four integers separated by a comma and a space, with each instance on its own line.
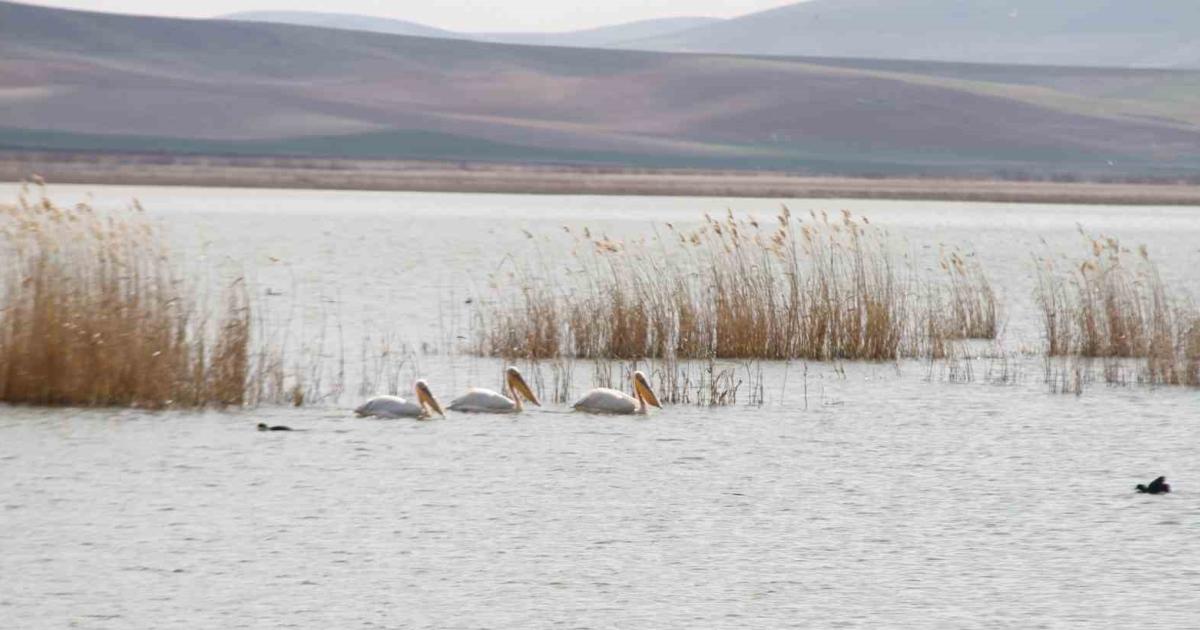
0, 186, 431, 408
477, 209, 998, 363
0, 186, 255, 407
0, 187, 551, 409
15, 182, 1195, 411
1035, 234, 1199, 387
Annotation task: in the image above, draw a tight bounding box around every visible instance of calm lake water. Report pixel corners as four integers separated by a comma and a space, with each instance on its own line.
2, 184, 1199, 628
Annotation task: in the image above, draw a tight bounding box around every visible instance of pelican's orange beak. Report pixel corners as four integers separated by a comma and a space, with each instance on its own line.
633, 373, 661, 408
417, 381, 444, 417
508, 369, 541, 406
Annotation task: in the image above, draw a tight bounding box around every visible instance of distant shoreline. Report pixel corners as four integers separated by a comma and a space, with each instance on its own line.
3, 152, 1200, 206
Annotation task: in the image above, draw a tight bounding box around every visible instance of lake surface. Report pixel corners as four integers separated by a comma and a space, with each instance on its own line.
2, 185, 1199, 628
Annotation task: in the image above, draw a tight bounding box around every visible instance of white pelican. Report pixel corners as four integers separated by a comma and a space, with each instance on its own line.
447, 366, 540, 413
573, 370, 662, 415
355, 380, 444, 419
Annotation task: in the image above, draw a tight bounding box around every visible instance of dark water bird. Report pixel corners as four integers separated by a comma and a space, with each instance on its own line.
257, 422, 293, 432
1136, 476, 1171, 494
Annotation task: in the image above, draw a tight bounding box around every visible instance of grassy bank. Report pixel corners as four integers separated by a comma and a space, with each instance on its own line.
5, 152, 1200, 205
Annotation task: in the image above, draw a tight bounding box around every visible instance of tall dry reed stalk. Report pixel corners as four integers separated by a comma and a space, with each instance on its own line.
938, 248, 997, 340
479, 280, 561, 360
0, 185, 251, 407
1035, 233, 1199, 387
476, 209, 996, 363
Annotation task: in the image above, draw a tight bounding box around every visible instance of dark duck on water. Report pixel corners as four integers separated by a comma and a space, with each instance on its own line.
1136, 476, 1171, 494
257, 423, 293, 432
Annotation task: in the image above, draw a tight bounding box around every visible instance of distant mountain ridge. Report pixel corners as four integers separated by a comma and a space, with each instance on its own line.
221, 11, 460, 40
220, 1, 1200, 68
219, 11, 722, 49
477, 17, 723, 48
3, 0, 1200, 179
632, 0, 1200, 68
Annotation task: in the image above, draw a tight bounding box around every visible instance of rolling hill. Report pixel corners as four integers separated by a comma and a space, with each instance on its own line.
218, 11, 720, 49
221, 2, 1200, 70
476, 17, 723, 49
220, 11, 461, 40
2, 0, 1200, 178
633, 0, 1200, 69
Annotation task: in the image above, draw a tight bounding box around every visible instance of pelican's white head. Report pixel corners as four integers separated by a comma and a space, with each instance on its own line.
632, 371, 662, 409
505, 366, 540, 406
414, 379, 444, 417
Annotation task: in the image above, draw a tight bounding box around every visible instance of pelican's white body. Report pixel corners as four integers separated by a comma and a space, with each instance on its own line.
572, 388, 641, 415
447, 367, 538, 414
356, 380, 442, 419
355, 395, 424, 419
448, 388, 519, 413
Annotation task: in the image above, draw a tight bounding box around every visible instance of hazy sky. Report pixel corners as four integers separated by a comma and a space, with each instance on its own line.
20, 0, 802, 32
